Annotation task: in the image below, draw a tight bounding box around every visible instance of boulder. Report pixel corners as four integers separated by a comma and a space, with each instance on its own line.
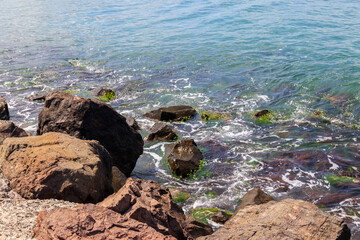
98, 178, 212, 239
0, 96, 9, 120
144, 105, 196, 122
0, 121, 28, 145
111, 166, 127, 193
0, 132, 113, 203
37, 91, 143, 176
33, 204, 175, 240
126, 116, 141, 131
144, 122, 178, 142
25, 93, 47, 102
198, 199, 351, 240
184, 215, 214, 239
166, 139, 203, 178
210, 211, 231, 224
234, 187, 274, 216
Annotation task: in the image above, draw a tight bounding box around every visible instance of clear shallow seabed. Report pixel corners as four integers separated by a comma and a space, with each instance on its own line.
1, 0, 360, 236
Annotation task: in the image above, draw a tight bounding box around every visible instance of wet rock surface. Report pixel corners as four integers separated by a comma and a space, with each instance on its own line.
199, 199, 351, 240
0, 132, 113, 203
37, 91, 144, 176
0, 96, 10, 120
144, 105, 196, 122
33, 204, 175, 240
166, 139, 204, 178
0, 120, 28, 145
98, 177, 212, 239
145, 122, 178, 142
25, 93, 47, 102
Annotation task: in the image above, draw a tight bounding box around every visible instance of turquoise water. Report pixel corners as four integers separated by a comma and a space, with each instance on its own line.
1, 0, 360, 236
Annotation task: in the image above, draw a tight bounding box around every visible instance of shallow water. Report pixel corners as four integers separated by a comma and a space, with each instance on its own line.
1, 0, 360, 236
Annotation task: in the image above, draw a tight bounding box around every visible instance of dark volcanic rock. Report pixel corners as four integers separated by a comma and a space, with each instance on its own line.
0, 96, 9, 120
33, 204, 175, 240
144, 122, 178, 142
234, 187, 274, 216
98, 178, 212, 240
0, 132, 113, 203
144, 105, 196, 122
0, 121, 28, 145
199, 199, 351, 240
37, 91, 143, 176
210, 211, 231, 224
166, 139, 204, 178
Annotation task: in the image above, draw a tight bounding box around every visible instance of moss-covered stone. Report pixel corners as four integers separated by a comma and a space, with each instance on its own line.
170, 189, 191, 203
251, 109, 275, 124
190, 208, 233, 225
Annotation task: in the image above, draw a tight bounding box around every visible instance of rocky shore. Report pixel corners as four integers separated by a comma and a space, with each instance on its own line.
0, 92, 353, 239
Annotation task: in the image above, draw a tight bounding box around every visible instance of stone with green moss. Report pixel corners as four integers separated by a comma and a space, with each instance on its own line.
169, 189, 191, 203
93, 87, 115, 102
250, 109, 275, 124
190, 208, 233, 225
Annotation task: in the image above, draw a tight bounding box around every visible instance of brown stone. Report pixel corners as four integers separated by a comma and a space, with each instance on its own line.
126, 116, 141, 131
144, 122, 178, 142
98, 178, 212, 240
0, 132, 113, 203
37, 91, 143, 176
166, 139, 203, 178
111, 166, 127, 193
0, 121, 28, 145
198, 199, 351, 240
184, 215, 214, 239
0, 96, 9, 120
210, 211, 231, 224
32, 204, 175, 240
234, 187, 274, 216
144, 105, 196, 122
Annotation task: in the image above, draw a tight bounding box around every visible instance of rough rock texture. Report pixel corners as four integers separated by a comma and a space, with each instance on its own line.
126, 116, 141, 131
92, 86, 115, 98
198, 199, 351, 240
0, 132, 113, 203
25, 93, 47, 102
145, 122, 178, 142
37, 91, 143, 176
144, 105, 196, 122
234, 187, 274, 216
33, 204, 175, 240
166, 139, 204, 178
184, 215, 214, 239
99, 178, 212, 240
0, 96, 10, 120
210, 211, 231, 224
0, 198, 78, 240
111, 166, 127, 193
0, 169, 22, 199
0, 121, 29, 145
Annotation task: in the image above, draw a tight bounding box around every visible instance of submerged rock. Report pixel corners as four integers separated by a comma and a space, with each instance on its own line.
0, 96, 9, 120
0, 121, 28, 145
25, 93, 47, 102
254, 109, 269, 118
199, 199, 351, 240
37, 91, 143, 176
98, 177, 212, 239
144, 105, 196, 122
166, 139, 204, 178
0, 132, 113, 203
33, 204, 175, 240
92, 86, 115, 102
144, 122, 178, 142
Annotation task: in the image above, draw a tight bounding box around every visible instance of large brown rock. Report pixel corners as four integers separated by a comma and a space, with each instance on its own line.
198, 199, 351, 240
0, 132, 113, 203
0, 96, 10, 120
33, 204, 175, 240
144, 105, 196, 122
166, 139, 204, 178
37, 91, 143, 176
98, 178, 212, 240
234, 187, 274, 216
144, 122, 178, 142
0, 121, 28, 145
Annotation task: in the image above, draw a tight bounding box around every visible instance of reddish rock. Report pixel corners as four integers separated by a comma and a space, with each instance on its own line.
32, 204, 175, 240
0, 96, 9, 120
166, 139, 204, 178
184, 215, 214, 239
37, 91, 143, 176
98, 178, 212, 239
0, 121, 28, 144
144, 122, 178, 142
210, 211, 231, 224
144, 105, 196, 122
199, 199, 351, 240
234, 187, 274, 216
0, 132, 113, 203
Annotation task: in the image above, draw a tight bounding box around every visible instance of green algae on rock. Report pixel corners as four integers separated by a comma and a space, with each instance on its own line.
190, 208, 233, 225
